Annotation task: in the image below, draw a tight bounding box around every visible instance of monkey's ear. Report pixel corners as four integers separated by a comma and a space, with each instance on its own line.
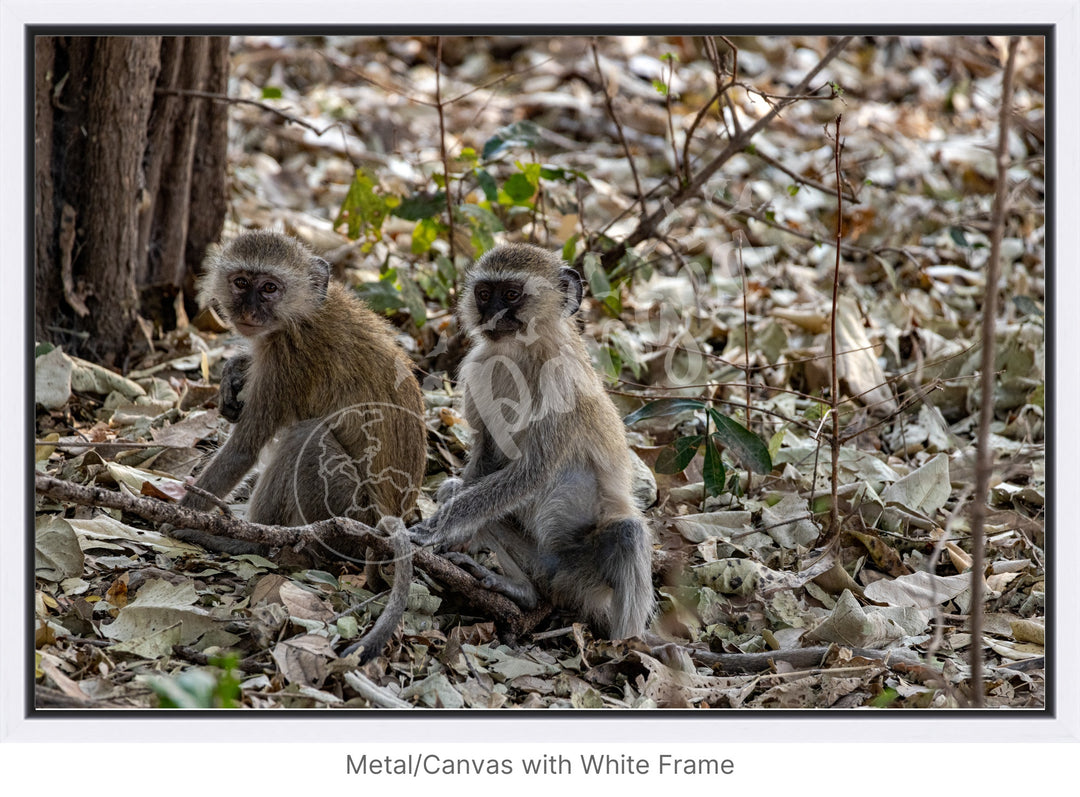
309, 256, 331, 300
559, 267, 584, 316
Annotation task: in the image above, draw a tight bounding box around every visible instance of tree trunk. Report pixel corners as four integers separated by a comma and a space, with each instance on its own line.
34, 35, 230, 366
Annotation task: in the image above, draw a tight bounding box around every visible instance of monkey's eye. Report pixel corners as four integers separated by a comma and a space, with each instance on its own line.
232, 277, 250, 291
260, 282, 278, 295
475, 287, 492, 303
504, 289, 522, 303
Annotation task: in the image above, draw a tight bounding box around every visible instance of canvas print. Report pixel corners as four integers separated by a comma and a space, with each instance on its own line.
33, 33, 1046, 710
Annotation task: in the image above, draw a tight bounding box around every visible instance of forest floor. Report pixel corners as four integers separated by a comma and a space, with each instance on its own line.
34, 34, 1045, 709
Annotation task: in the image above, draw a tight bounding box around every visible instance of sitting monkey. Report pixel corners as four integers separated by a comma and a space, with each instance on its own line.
410, 243, 654, 639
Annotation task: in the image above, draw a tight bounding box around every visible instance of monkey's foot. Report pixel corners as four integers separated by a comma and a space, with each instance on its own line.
169, 527, 268, 556
442, 552, 538, 609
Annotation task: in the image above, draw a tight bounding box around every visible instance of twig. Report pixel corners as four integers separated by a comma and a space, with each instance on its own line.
597, 36, 852, 270
661, 643, 922, 675
681, 36, 738, 184
181, 481, 233, 515
531, 625, 574, 641
343, 671, 413, 709
171, 645, 266, 675
35, 439, 187, 451
435, 38, 458, 277
662, 54, 681, 180
153, 88, 332, 137
829, 115, 844, 540
969, 36, 1020, 708
749, 148, 858, 203
736, 233, 753, 493
590, 39, 646, 214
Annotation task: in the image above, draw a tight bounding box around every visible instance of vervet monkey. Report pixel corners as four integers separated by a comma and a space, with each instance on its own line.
410, 243, 654, 639
175, 230, 426, 661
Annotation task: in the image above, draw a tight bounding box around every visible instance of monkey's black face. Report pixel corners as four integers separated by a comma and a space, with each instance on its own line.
227, 271, 285, 336
473, 279, 527, 339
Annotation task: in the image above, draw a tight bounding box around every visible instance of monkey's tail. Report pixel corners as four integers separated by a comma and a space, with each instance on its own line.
341, 516, 413, 664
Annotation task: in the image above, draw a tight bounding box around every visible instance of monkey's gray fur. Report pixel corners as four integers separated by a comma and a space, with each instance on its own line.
410, 243, 655, 639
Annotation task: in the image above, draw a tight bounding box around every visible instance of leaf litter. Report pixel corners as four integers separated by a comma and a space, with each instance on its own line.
34, 34, 1044, 710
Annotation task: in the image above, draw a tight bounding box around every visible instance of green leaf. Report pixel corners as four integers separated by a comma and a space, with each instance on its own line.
623, 398, 705, 426
150, 667, 239, 709
1011, 295, 1043, 318
475, 169, 498, 202
517, 161, 542, 186
581, 253, 621, 317
652, 79, 669, 96
707, 409, 772, 474
869, 687, 899, 708
334, 169, 391, 242
597, 346, 622, 383
502, 173, 537, 203
561, 234, 580, 263
261, 86, 283, 100
948, 227, 969, 248
458, 204, 503, 254
354, 271, 406, 315
481, 120, 542, 160
655, 435, 703, 475
436, 253, 457, 285
411, 217, 442, 254
1027, 383, 1044, 409
418, 253, 456, 307
397, 273, 428, 327
768, 427, 786, 460
393, 191, 446, 221
539, 165, 587, 183
703, 436, 726, 497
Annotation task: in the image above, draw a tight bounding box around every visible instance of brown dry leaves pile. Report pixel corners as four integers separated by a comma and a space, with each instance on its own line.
35, 35, 1045, 710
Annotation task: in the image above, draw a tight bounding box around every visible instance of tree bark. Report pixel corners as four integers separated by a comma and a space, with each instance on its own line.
84, 36, 163, 363
34, 35, 229, 365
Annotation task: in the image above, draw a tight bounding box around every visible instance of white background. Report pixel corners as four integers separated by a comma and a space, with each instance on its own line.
3, 1, 1077, 790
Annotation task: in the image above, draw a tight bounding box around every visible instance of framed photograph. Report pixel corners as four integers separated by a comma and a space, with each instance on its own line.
5, 1, 1076, 788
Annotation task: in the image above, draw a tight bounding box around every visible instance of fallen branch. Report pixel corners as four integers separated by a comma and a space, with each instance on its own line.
34, 473, 544, 638
344, 671, 413, 709
672, 643, 923, 675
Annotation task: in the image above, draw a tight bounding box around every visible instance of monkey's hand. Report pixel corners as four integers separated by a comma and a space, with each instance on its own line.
218, 353, 252, 423
408, 477, 475, 548
407, 515, 442, 547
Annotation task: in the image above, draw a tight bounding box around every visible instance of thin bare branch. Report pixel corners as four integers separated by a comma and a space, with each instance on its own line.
590, 39, 646, 214
435, 38, 458, 275
154, 87, 333, 137
969, 35, 1020, 708
830, 115, 844, 539
596, 36, 852, 270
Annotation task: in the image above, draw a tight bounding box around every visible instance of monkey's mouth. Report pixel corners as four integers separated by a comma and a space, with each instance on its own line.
233, 320, 266, 337
480, 318, 521, 340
